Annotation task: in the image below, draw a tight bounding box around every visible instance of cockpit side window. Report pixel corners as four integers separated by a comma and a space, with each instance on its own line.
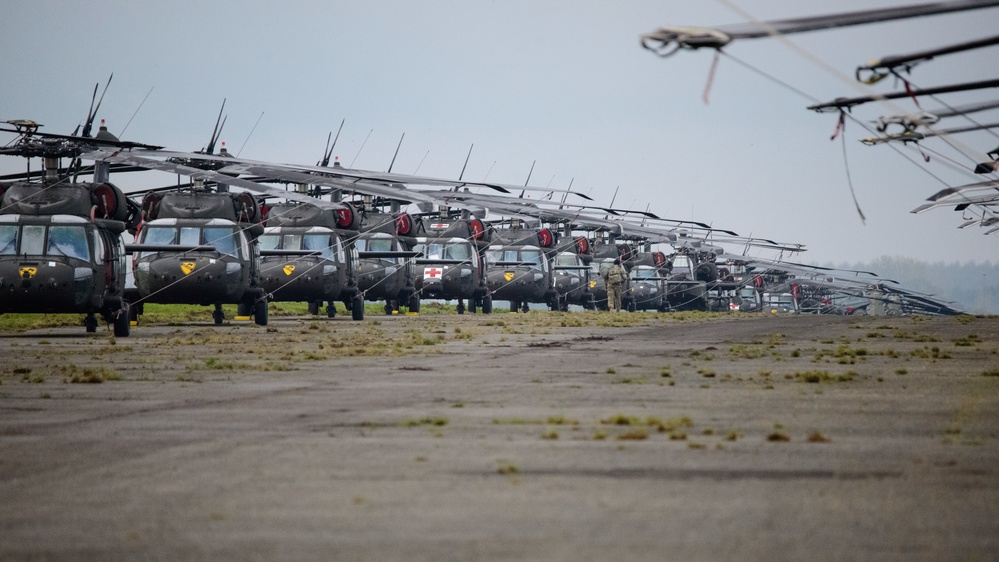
142, 226, 176, 246
0, 225, 17, 255
303, 234, 334, 260
521, 250, 544, 269
423, 243, 444, 260
445, 243, 471, 261
47, 226, 90, 261
204, 227, 238, 258
258, 234, 280, 251
367, 238, 394, 252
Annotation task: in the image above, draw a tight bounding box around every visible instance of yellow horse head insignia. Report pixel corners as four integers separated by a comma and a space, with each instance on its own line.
283, 264, 296, 276
504, 271, 515, 282
19, 266, 37, 279
180, 262, 196, 275
589, 280, 597, 288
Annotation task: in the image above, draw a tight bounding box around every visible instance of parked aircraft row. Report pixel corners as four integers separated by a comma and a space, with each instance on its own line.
0, 86, 963, 335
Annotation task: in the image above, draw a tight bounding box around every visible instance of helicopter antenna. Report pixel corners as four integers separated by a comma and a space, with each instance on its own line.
517, 160, 536, 198
413, 150, 430, 174
603, 186, 620, 220
458, 144, 474, 181
118, 85, 154, 137
236, 111, 264, 157
387, 132, 405, 173
559, 178, 572, 209
350, 128, 374, 168
81, 73, 113, 139
205, 99, 226, 154
320, 118, 345, 167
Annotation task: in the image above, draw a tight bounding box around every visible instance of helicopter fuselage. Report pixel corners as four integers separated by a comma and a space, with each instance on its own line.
0, 213, 128, 314
132, 217, 260, 306
258, 225, 355, 306
484, 244, 556, 311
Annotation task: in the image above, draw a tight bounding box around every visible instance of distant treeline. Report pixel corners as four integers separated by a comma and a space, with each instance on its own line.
824, 256, 999, 315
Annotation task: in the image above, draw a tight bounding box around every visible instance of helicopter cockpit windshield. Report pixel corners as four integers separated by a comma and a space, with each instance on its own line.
415, 238, 474, 262
486, 247, 546, 271
139, 224, 247, 259
356, 236, 401, 264
0, 223, 91, 261
631, 267, 659, 280
0, 225, 15, 255
555, 253, 580, 267
259, 231, 340, 261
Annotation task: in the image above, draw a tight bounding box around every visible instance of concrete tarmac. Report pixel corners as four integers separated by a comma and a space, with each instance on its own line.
1, 312, 997, 561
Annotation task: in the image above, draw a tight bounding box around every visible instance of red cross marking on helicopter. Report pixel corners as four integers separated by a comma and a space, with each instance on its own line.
425, 267, 443, 278
431, 223, 448, 229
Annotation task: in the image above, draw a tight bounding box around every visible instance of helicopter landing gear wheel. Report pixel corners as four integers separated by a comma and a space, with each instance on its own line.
457, 301, 465, 315
254, 299, 268, 326
326, 302, 337, 318
351, 296, 364, 321
509, 301, 519, 314
385, 301, 395, 315
213, 305, 225, 325
521, 302, 530, 313
408, 294, 420, 313
84, 313, 98, 333
469, 298, 477, 314
482, 295, 493, 314
308, 301, 320, 315
113, 304, 130, 337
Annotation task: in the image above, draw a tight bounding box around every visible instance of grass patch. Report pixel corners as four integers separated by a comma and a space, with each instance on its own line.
793, 370, 856, 383
399, 417, 449, 428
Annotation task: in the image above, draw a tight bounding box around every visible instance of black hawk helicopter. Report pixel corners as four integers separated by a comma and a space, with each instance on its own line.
484, 224, 560, 313
412, 214, 494, 314
0, 119, 142, 336
353, 203, 423, 315
254, 199, 363, 319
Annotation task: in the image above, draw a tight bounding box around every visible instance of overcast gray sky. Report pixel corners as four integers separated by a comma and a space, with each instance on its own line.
2, 0, 996, 265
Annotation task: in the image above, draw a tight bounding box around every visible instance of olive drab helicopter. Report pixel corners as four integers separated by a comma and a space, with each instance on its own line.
412, 214, 493, 314
0, 124, 135, 336
255, 199, 363, 320
353, 204, 424, 315
484, 225, 560, 313
551, 233, 595, 310
130, 179, 269, 325
625, 250, 670, 312
0, 77, 160, 337
662, 244, 723, 312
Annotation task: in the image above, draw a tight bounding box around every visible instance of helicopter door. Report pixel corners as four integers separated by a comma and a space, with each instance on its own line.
92, 229, 112, 287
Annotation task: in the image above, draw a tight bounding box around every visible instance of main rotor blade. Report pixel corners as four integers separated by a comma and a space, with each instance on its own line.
641, 0, 999, 54
857, 33, 999, 83
809, 78, 999, 112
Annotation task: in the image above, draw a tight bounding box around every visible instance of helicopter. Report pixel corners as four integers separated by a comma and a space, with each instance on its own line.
624, 250, 670, 312
411, 213, 494, 314
353, 204, 424, 315
0, 75, 162, 337
255, 199, 364, 320
0, 121, 138, 336
551, 234, 595, 311
484, 224, 560, 313
128, 179, 269, 325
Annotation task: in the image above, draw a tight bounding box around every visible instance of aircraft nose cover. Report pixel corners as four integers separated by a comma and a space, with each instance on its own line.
538, 228, 555, 248
395, 213, 414, 237
469, 219, 485, 240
